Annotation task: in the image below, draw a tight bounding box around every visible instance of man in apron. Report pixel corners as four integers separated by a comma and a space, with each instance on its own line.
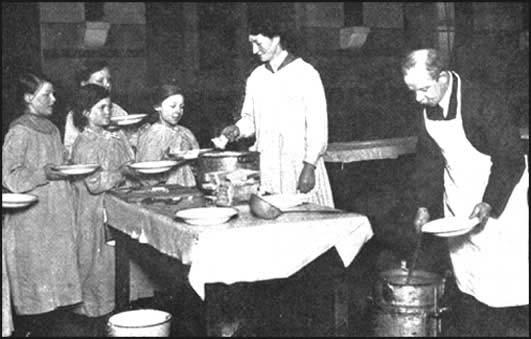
402, 49, 528, 336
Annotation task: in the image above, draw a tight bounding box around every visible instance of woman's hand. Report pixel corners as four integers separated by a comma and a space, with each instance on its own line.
413, 207, 430, 233
221, 125, 240, 142
43, 163, 69, 181
297, 162, 316, 193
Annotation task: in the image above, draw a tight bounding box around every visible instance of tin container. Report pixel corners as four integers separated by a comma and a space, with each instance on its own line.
372, 266, 447, 337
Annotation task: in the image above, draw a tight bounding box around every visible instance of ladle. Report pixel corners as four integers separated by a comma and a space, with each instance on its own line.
249, 193, 343, 220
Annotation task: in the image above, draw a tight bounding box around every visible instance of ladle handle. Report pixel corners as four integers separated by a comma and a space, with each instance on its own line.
282, 208, 344, 214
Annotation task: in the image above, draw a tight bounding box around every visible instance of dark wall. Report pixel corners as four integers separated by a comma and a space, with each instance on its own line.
2, 2, 41, 141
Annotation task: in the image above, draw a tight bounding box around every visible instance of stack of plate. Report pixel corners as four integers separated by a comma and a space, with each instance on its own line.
129, 160, 178, 174
422, 216, 480, 237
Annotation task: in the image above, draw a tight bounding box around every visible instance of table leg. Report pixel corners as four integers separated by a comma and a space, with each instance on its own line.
334, 275, 349, 336
113, 229, 130, 312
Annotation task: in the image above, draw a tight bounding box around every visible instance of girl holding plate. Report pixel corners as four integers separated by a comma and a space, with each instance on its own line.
70, 84, 149, 318
64, 60, 150, 157
136, 83, 200, 187
2, 71, 82, 331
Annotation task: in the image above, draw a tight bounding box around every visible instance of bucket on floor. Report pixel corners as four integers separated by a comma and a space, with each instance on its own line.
107, 309, 172, 337
371, 267, 447, 337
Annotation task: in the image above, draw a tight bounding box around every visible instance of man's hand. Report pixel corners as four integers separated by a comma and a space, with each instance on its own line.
469, 202, 492, 226
413, 207, 430, 233
221, 125, 240, 143
43, 163, 68, 181
297, 162, 316, 193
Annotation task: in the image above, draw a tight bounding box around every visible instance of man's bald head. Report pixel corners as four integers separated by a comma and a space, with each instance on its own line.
401, 49, 447, 80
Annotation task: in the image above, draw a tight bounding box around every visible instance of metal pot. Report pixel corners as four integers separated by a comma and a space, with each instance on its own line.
196, 151, 260, 192
371, 266, 447, 337
197, 150, 259, 174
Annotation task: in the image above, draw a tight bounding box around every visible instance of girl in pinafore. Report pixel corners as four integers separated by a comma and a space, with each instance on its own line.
2, 71, 82, 326
136, 83, 199, 187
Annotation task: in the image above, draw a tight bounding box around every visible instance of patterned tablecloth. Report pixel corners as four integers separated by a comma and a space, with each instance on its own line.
104, 194, 373, 299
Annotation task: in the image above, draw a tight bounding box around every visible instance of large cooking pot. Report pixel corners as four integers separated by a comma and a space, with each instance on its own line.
371, 263, 447, 337
197, 150, 259, 174
196, 150, 260, 191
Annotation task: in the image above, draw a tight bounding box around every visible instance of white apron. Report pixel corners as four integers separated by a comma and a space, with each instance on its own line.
424, 72, 529, 307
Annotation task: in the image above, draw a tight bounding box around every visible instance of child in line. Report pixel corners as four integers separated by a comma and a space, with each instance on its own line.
137, 83, 199, 187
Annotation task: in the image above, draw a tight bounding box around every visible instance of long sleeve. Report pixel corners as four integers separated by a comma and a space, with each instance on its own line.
179, 126, 200, 150
303, 68, 328, 166
235, 78, 256, 138
412, 111, 445, 214
136, 129, 167, 162
72, 136, 125, 195
79, 151, 123, 194
472, 91, 525, 217
2, 127, 48, 192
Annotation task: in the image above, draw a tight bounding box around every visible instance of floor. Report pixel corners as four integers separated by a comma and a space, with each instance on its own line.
8, 157, 529, 337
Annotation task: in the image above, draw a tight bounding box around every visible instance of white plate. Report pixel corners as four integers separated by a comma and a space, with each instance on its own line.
422, 216, 480, 236
260, 193, 308, 210
170, 148, 213, 160
175, 207, 238, 225
2, 193, 38, 208
129, 160, 178, 174
431, 227, 475, 238
54, 164, 100, 176
110, 114, 147, 126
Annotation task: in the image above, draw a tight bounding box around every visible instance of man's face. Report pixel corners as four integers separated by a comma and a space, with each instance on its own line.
249, 34, 280, 63
404, 67, 447, 107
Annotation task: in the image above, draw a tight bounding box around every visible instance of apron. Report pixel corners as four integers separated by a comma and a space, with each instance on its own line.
424, 72, 529, 307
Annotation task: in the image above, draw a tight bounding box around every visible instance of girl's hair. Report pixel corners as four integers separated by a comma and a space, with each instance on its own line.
72, 84, 110, 130
16, 71, 51, 111
75, 59, 109, 85
151, 83, 184, 108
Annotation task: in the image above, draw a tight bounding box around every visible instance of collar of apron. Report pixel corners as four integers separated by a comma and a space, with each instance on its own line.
265, 52, 298, 73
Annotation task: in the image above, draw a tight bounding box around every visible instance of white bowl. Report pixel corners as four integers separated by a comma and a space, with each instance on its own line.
129, 160, 178, 174
175, 207, 238, 225
110, 114, 147, 126
54, 164, 100, 176
2, 193, 38, 208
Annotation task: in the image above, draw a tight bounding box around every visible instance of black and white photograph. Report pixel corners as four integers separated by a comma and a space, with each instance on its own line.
2, 2, 529, 337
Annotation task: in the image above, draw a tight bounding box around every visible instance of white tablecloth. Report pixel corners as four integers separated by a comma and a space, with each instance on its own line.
104, 195, 373, 300
188, 206, 373, 299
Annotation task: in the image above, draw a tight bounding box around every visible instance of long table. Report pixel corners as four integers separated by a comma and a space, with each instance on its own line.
104, 192, 373, 336
324, 128, 529, 163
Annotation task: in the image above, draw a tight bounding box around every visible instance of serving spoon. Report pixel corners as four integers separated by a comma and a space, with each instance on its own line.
249, 194, 343, 220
